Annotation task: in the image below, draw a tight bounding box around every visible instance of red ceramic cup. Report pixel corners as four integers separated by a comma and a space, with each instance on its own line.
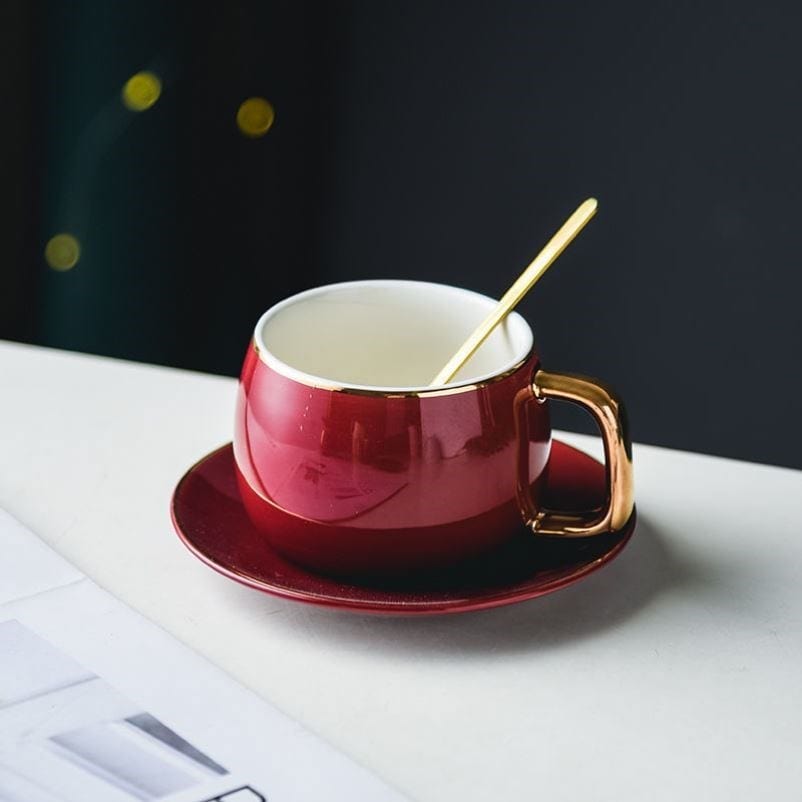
234, 280, 633, 577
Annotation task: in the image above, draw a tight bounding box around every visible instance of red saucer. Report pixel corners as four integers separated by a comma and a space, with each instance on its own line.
171, 441, 636, 615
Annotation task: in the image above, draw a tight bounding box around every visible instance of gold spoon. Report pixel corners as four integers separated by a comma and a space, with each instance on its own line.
429, 198, 598, 386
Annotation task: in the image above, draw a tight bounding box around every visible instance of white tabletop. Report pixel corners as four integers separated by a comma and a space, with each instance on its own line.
1, 339, 801, 801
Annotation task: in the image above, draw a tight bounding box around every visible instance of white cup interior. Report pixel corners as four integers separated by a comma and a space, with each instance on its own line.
255, 280, 533, 391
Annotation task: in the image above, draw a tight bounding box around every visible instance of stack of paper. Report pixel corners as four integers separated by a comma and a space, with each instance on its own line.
0, 509, 407, 802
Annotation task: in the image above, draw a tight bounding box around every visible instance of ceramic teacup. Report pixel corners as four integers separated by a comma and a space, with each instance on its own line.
233, 280, 633, 577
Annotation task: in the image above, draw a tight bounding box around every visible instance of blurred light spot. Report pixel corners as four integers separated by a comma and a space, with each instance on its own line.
122, 71, 162, 111
45, 234, 81, 271
236, 97, 275, 137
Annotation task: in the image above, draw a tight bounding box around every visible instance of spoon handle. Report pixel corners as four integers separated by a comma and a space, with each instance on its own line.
429, 198, 598, 386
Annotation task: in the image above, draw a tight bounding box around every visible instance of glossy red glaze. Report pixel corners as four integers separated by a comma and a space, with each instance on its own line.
233, 344, 551, 575
170, 441, 636, 615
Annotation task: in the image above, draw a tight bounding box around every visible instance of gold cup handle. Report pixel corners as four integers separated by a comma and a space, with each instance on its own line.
519, 369, 635, 536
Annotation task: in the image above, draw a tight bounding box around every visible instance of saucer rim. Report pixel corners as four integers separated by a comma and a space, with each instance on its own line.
170, 442, 636, 616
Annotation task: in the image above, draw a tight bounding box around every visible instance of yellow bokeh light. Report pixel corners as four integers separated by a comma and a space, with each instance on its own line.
45, 233, 81, 271
236, 97, 275, 137
122, 71, 162, 111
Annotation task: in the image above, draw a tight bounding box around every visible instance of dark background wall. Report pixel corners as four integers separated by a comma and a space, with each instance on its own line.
2, 0, 800, 468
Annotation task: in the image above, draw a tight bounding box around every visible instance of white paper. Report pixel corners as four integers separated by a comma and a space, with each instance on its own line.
0, 509, 408, 802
